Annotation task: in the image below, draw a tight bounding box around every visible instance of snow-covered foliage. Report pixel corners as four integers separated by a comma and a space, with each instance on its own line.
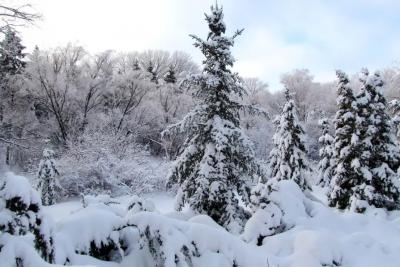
162, 5, 259, 232
4, 2, 400, 266
329, 70, 360, 210
3, 171, 400, 267
317, 118, 334, 187
0, 26, 26, 79
330, 69, 400, 212
37, 149, 59, 205
58, 128, 169, 197
267, 89, 310, 190
244, 180, 310, 245
350, 70, 400, 212
0, 172, 54, 264
42, 192, 270, 267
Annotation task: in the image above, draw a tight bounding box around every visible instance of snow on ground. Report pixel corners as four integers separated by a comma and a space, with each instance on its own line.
43, 192, 175, 222
38, 189, 400, 267
3, 173, 400, 267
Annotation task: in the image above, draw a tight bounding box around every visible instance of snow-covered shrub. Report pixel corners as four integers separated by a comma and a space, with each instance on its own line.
52, 193, 276, 267
126, 213, 200, 267
59, 127, 169, 197
127, 195, 156, 214
244, 180, 310, 245
55, 194, 158, 264
80, 193, 120, 208
55, 205, 125, 263
0, 172, 54, 264
124, 212, 273, 267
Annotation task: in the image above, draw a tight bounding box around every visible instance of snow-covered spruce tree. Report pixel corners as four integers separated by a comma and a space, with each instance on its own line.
328, 70, 360, 210
37, 149, 59, 206
267, 88, 310, 190
317, 118, 334, 187
162, 4, 259, 233
0, 173, 54, 263
350, 70, 400, 211
164, 65, 177, 84
0, 27, 26, 167
0, 26, 26, 80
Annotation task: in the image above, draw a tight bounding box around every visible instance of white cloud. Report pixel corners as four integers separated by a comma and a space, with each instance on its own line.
18, 0, 400, 91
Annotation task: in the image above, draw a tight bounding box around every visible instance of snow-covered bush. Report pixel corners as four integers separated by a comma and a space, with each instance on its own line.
59, 127, 169, 197
127, 195, 156, 214
80, 194, 120, 208
244, 180, 310, 245
55, 205, 125, 263
0, 172, 54, 264
55, 194, 158, 264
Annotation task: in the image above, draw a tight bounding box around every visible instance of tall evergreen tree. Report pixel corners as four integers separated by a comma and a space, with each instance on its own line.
317, 118, 334, 187
351, 70, 400, 211
0, 27, 26, 166
162, 4, 259, 232
37, 149, 59, 206
267, 88, 310, 190
0, 27, 26, 79
329, 70, 360, 209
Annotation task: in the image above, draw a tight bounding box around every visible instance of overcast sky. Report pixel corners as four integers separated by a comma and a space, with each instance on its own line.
18, 0, 400, 91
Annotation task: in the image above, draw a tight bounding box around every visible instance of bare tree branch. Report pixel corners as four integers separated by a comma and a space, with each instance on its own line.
0, 3, 41, 32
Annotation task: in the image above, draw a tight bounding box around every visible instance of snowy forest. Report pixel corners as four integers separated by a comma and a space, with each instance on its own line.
1, 1, 400, 267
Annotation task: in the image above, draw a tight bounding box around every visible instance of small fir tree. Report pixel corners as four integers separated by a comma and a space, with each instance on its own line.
146, 60, 158, 84
317, 118, 334, 187
162, 4, 259, 233
37, 149, 59, 206
328, 70, 360, 209
164, 65, 177, 84
267, 88, 310, 190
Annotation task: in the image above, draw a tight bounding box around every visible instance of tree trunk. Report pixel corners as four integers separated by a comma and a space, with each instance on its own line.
5, 146, 10, 165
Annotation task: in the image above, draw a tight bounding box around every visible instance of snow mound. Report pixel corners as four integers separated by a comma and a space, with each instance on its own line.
0, 172, 41, 206
55, 206, 124, 262
244, 180, 311, 244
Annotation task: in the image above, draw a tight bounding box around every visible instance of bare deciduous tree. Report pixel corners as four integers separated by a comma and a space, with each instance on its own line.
0, 2, 40, 32
112, 70, 150, 131
27, 45, 85, 142
79, 50, 114, 131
